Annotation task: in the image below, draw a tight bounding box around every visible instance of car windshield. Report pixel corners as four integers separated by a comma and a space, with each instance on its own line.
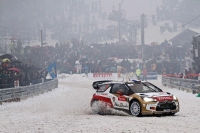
126, 82, 160, 93
143, 82, 162, 92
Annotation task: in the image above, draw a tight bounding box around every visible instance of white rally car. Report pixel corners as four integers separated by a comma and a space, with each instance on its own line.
90, 80, 179, 116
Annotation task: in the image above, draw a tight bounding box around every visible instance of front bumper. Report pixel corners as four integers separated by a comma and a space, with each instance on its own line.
141, 101, 179, 115
142, 110, 179, 115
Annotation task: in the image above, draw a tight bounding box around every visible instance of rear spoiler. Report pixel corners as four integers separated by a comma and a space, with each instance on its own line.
92, 80, 112, 90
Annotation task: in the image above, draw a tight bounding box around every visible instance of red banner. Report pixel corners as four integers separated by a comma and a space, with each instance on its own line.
93, 73, 113, 78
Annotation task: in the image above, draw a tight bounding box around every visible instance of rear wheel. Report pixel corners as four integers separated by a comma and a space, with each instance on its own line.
130, 100, 142, 116
91, 100, 100, 114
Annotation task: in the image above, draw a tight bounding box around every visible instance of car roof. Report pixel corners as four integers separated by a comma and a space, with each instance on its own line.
101, 80, 143, 85
102, 81, 124, 84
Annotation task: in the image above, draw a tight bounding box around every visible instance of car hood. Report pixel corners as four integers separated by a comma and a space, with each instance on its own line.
135, 92, 174, 102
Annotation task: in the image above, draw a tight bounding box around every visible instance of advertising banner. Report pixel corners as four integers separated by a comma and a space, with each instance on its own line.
88, 73, 118, 80
141, 72, 157, 80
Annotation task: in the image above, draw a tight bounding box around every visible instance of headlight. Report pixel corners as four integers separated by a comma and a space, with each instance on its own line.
143, 97, 157, 102
173, 96, 177, 100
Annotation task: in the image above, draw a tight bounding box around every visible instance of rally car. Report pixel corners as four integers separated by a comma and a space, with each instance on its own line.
90, 80, 179, 116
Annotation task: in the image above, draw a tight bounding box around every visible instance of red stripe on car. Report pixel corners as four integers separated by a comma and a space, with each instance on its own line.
91, 95, 113, 107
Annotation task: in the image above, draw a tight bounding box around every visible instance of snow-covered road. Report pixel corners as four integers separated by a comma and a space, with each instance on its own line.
0, 74, 200, 133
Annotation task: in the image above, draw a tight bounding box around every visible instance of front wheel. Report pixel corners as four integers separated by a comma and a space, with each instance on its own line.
130, 100, 142, 116
166, 112, 175, 116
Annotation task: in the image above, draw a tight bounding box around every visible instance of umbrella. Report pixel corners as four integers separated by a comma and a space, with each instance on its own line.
0, 54, 18, 60
2, 58, 10, 62
8, 68, 21, 72
0, 54, 12, 59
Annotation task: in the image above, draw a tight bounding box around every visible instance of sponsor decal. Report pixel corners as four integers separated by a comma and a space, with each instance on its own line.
114, 102, 129, 108
157, 96, 173, 100
118, 96, 127, 101
141, 72, 157, 80
152, 96, 173, 101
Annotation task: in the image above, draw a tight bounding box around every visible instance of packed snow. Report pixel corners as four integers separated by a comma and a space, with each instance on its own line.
0, 74, 200, 133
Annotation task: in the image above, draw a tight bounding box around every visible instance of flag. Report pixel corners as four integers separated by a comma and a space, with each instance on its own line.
47, 62, 57, 79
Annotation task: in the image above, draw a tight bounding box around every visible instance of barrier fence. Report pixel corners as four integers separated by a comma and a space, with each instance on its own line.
162, 74, 199, 79
0, 79, 58, 104
162, 76, 200, 94
0, 79, 45, 89
88, 72, 158, 81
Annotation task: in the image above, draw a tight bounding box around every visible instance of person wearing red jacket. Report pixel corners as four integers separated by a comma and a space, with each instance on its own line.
142, 67, 147, 81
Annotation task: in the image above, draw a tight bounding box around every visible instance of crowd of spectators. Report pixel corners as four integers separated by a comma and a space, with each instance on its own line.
0, 58, 47, 89
0, 34, 195, 89
6, 37, 190, 75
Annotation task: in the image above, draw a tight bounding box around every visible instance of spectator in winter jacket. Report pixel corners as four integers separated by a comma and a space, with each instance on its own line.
135, 67, 141, 80
142, 67, 147, 81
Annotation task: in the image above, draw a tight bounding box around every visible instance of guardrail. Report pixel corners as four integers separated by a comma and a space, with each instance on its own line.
0, 79, 58, 104
162, 76, 200, 94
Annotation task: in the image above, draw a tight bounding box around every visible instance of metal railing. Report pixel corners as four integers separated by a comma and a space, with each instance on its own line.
162, 76, 200, 94
0, 79, 46, 89
0, 79, 58, 103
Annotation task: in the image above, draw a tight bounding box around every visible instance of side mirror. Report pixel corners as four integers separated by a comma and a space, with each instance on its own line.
116, 91, 123, 96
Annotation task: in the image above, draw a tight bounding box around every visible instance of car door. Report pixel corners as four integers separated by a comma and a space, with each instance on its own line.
109, 83, 129, 110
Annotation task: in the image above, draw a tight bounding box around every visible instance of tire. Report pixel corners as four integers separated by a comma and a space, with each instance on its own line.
129, 100, 142, 116
91, 100, 101, 114
162, 112, 175, 116
167, 112, 175, 116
